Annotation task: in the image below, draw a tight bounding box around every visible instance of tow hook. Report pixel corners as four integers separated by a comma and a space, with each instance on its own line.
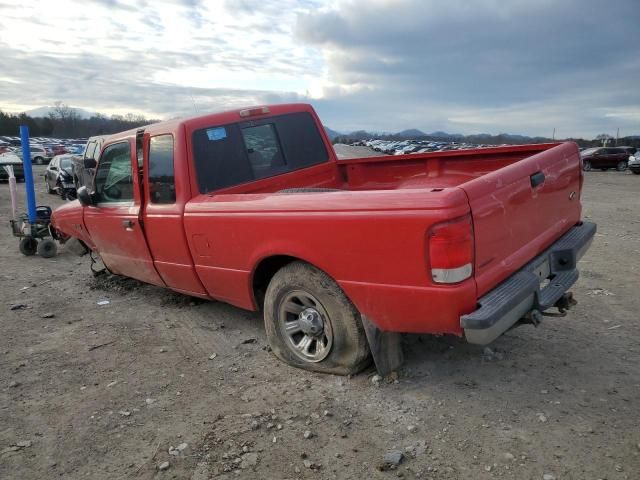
542, 292, 577, 317
523, 309, 543, 326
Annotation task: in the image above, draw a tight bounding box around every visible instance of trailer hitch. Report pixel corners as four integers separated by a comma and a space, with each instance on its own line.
541, 292, 577, 318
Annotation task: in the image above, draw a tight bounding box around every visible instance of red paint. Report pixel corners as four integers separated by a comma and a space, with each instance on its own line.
52, 104, 584, 336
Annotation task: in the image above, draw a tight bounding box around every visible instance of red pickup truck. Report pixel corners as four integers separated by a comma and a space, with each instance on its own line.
51, 104, 596, 375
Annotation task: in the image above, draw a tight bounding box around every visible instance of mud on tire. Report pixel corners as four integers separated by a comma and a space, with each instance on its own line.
264, 261, 371, 375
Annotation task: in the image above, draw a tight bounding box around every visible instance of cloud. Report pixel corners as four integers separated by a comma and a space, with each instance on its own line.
296, 0, 640, 137
0, 0, 638, 138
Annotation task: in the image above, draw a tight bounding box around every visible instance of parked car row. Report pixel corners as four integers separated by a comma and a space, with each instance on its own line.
0, 135, 88, 165
0, 135, 98, 199
354, 139, 639, 174
354, 139, 506, 155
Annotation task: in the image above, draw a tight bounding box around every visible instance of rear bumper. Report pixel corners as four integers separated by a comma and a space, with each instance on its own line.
461, 221, 596, 345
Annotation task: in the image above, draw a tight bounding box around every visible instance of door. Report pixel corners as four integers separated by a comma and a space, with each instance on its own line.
83, 139, 165, 286
593, 148, 611, 168
45, 158, 58, 189
141, 133, 208, 296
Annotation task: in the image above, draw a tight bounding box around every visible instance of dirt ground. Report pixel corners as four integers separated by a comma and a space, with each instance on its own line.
1, 161, 639, 480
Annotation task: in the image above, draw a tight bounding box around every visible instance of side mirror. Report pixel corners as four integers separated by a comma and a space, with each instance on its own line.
77, 186, 94, 207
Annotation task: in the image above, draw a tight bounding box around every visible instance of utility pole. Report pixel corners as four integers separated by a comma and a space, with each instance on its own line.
552, 127, 556, 140
616, 128, 619, 146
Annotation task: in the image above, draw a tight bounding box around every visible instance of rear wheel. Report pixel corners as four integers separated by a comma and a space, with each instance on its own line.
34, 157, 44, 165
264, 261, 370, 375
19, 238, 38, 256
616, 161, 627, 171
633, 170, 640, 175
583, 160, 592, 171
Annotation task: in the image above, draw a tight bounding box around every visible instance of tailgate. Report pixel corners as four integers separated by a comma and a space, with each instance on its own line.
461, 142, 583, 297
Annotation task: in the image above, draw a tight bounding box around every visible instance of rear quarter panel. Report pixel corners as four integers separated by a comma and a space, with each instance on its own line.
183, 189, 477, 334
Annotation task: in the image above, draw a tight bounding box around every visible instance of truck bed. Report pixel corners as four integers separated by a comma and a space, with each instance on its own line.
337, 143, 559, 191
186, 141, 583, 332
214, 143, 560, 194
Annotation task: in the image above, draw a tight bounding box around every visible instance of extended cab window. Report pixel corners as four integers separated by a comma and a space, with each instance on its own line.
148, 135, 176, 204
84, 142, 96, 160
192, 112, 329, 192
93, 142, 134, 203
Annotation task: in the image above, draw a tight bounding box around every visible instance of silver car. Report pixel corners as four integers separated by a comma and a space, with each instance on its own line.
14, 145, 51, 165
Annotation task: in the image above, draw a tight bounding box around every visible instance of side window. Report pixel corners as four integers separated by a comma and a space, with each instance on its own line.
84, 142, 96, 160
93, 142, 134, 203
192, 112, 329, 193
241, 123, 285, 177
148, 135, 176, 204
192, 124, 253, 192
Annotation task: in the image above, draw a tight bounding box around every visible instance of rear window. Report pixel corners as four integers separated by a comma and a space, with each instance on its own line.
192, 112, 329, 193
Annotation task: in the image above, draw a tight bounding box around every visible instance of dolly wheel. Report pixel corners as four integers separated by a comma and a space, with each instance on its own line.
37, 238, 57, 258
19, 238, 38, 256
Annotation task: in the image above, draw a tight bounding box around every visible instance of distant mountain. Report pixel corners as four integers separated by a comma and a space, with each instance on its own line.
25, 106, 98, 119
396, 128, 427, 137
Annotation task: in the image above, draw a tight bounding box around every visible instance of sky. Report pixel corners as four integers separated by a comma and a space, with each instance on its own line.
0, 0, 638, 138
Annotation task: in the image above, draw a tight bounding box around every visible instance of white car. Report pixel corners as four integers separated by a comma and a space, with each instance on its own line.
628, 153, 640, 175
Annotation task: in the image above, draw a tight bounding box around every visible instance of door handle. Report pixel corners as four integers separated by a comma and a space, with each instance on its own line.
122, 219, 135, 229
530, 171, 545, 188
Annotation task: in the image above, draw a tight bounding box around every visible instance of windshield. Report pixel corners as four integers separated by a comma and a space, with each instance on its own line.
581, 148, 598, 155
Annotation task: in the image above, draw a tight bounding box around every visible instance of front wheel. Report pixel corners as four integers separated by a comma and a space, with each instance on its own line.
19, 237, 38, 256
583, 160, 592, 171
616, 161, 627, 171
632, 170, 640, 175
34, 157, 44, 165
264, 261, 371, 375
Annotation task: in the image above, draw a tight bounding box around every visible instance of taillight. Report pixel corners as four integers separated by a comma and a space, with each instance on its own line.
428, 215, 474, 284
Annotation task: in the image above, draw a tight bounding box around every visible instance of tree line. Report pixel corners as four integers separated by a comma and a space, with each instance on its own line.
0, 102, 157, 138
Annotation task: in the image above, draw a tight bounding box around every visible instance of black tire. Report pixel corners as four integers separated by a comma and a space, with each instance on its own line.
37, 238, 57, 258
34, 157, 44, 165
583, 160, 592, 171
264, 261, 371, 375
19, 237, 38, 256
616, 161, 627, 172
632, 170, 640, 175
